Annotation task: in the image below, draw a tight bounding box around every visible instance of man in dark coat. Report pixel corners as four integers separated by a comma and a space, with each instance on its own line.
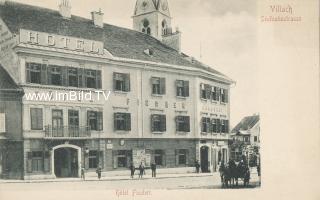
96, 166, 102, 180
129, 162, 135, 179
138, 162, 145, 179
195, 160, 200, 173
151, 162, 157, 178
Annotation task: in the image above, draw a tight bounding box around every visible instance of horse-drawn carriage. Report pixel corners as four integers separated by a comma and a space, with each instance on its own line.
219, 160, 250, 188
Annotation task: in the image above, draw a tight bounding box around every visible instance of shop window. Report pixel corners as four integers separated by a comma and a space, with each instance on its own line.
30, 108, 43, 130
201, 117, 211, 133
114, 113, 131, 131
114, 150, 132, 168
176, 116, 190, 132
176, 80, 189, 97
87, 111, 103, 131
151, 77, 166, 95
113, 72, 130, 92
68, 68, 78, 87
26, 63, 41, 84
89, 150, 98, 169
151, 114, 166, 132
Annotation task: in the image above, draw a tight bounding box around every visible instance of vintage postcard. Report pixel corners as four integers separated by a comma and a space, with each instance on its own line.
0, 0, 318, 199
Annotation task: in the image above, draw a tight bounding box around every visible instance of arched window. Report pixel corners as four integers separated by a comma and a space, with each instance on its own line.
162, 20, 167, 35
142, 19, 151, 35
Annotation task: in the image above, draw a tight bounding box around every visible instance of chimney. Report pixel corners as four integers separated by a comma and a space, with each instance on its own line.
59, 0, 71, 18
91, 9, 104, 28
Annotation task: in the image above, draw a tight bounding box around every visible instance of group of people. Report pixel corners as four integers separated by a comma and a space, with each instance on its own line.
218, 159, 251, 188
129, 162, 157, 179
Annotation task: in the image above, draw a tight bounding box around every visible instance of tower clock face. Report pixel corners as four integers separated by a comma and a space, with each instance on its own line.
161, 1, 168, 11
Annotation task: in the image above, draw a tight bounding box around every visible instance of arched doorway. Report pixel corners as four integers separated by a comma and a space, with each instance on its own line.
51, 144, 81, 178
200, 146, 209, 173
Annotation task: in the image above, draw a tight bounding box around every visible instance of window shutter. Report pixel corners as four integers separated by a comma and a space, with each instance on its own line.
185, 116, 190, 132
44, 151, 50, 172
175, 116, 179, 131
205, 85, 211, 99
78, 68, 84, 88
87, 111, 91, 129
40, 64, 47, 85
151, 115, 155, 132
99, 151, 104, 169
26, 63, 31, 83
217, 119, 221, 133
113, 151, 118, 169
62, 66, 68, 86
226, 120, 229, 133
184, 81, 189, 97
161, 115, 166, 132
216, 87, 220, 101
175, 149, 179, 166
175, 80, 179, 96
201, 117, 205, 132
225, 89, 229, 103
125, 74, 130, 92
47, 66, 52, 85
113, 72, 117, 91
125, 113, 131, 131
96, 70, 102, 89
113, 113, 117, 131
160, 78, 166, 94
38, 109, 43, 130
97, 112, 103, 131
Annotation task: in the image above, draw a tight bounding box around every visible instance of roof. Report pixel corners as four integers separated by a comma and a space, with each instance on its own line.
231, 115, 260, 133
0, 64, 19, 90
0, 1, 232, 82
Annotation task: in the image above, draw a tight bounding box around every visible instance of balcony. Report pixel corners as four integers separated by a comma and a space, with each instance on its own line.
45, 126, 91, 139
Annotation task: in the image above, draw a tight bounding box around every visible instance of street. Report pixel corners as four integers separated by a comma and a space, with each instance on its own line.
0, 173, 260, 191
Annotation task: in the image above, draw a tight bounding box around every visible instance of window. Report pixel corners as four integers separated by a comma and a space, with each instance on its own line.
154, 150, 164, 166
68, 110, 79, 136
176, 116, 190, 132
0, 113, 5, 133
254, 136, 258, 142
151, 77, 166, 95
89, 151, 98, 169
26, 63, 41, 84
244, 137, 250, 142
85, 70, 96, 89
49, 65, 62, 86
151, 114, 166, 132
142, 19, 151, 35
30, 108, 43, 130
113, 73, 130, 92
31, 151, 43, 172
221, 120, 229, 133
176, 149, 188, 165
221, 88, 228, 103
200, 84, 211, 100
114, 150, 132, 168
162, 20, 168, 35
176, 80, 189, 97
201, 117, 211, 133
114, 113, 131, 131
212, 86, 220, 101
212, 119, 220, 133
52, 110, 63, 136
68, 68, 78, 87
87, 111, 103, 131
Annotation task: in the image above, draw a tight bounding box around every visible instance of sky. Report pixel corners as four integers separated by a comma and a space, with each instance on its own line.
13, 0, 259, 127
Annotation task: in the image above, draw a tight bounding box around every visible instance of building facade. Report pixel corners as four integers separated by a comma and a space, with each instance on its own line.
0, 0, 234, 180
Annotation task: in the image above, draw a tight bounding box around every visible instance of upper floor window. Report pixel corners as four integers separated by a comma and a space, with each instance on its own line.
85, 70, 97, 89
220, 120, 229, 133
68, 68, 78, 87
49, 65, 62, 86
30, 108, 43, 130
87, 111, 103, 131
176, 116, 190, 132
151, 77, 166, 95
221, 89, 229, 103
151, 114, 166, 132
200, 83, 211, 100
212, 119, 220, 133
26, 63, 41, 84
201, 117, 211, 133
176, 80, 189, 97
113, 73, 130, 92
212, 86, 220, 101
114, 113, 131, 131
142, 19, 151, 35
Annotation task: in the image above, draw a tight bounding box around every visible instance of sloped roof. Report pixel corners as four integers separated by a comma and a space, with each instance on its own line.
0, 64, 19, 90
0, 1, 232, 82
231, 115, 260, 133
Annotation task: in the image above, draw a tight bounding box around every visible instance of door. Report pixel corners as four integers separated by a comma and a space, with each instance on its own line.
200, 146, 209, 173
52, 110, 63, 137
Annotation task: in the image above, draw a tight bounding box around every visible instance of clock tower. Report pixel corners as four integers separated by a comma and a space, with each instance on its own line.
133, 0, 172, 40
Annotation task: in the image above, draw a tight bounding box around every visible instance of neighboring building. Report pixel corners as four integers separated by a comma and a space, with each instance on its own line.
0, 0, 234, 180
230, 114, 260, 161
0, 65, 24, 179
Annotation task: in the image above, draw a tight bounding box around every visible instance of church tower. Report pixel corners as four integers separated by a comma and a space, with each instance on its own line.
133, 0, 181, 52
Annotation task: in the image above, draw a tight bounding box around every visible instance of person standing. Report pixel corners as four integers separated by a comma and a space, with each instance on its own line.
96, 166, 102, 180
195, 160, 200, 173
81, 167, 85, 180
139, 162, 144, 179
129, 162, 135, 179
151, 162, 157, 178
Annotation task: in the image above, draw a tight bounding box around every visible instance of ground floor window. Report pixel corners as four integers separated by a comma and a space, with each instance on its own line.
113, 150, 132, 168
89, 150, 98, 169
154, 150, 165, 166
176, 149, 188, 165
29, 151, 43, 172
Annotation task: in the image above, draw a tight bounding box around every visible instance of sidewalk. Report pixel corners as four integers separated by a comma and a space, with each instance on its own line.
0, 172, 213, 184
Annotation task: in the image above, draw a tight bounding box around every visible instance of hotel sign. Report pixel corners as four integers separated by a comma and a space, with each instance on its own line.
19, 29, 104, 55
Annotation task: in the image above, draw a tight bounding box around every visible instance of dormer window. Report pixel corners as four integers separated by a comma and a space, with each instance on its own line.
142, 19, 151, 35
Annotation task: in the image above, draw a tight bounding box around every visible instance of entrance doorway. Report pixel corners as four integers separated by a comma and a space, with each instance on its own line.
200, 146, 209, 173
54, 148, 78, 178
